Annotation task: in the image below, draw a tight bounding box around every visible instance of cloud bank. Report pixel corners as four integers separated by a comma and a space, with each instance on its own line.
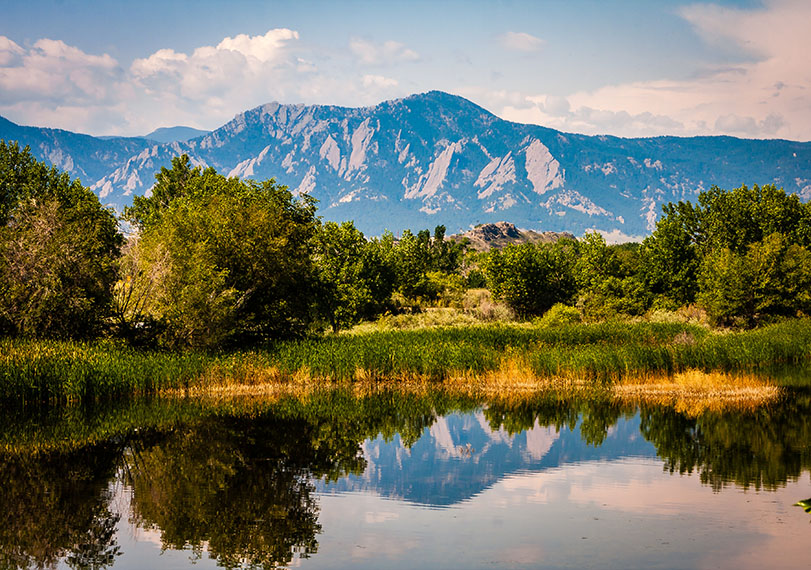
497, 0, 811, 140
1, 1, 809, 141
0, 29, 413, 135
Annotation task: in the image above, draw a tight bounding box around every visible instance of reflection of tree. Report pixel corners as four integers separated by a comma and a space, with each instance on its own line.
124, 414, 364, 569
639, 390, 811, 491
3, 386, 811, 569
482, 389, 811, 491
0, 445, 121, 570
483, 395, 629, 446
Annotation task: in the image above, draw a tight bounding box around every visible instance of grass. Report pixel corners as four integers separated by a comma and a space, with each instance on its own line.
1, 319, 809, 407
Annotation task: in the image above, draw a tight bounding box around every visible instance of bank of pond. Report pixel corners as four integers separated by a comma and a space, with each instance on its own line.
1, 319, 810, 406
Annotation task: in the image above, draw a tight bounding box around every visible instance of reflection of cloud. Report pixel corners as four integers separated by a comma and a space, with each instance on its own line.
524, 420, 558, 461
498, 0, 811, 139
364, 510, 399, 524
499, 31, 545, 53
315, 458, 811, 568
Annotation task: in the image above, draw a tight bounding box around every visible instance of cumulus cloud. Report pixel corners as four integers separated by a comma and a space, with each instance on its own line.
349, 38, 419, 66
0, 28, 420, 135
0, 36, 122, 107
500, 0, 811, 139
499, 31, 545, 53
131, 28, 300, 101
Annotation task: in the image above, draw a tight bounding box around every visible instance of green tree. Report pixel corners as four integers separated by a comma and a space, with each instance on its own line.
640, 201, 701, 307
0, 142, 122, 338
124, 154, 209, 230
574, 233, 648, 320
126, 161, 320, 348
696, 246, 753, 327
698, 233, 811, 326
388, 225, 468, 306
641, 183, 811, 310
485, 240, 577, 318
314, 221, 395, 332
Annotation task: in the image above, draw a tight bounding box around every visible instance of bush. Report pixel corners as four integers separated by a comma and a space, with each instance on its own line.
536, 303, 581, 327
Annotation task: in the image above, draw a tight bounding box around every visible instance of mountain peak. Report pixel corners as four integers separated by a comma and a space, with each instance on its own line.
2, 92, 810, 238
144, 126, 210, 144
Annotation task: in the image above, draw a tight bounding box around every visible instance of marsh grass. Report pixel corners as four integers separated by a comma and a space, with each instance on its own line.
1, 319, 808, 406
0, 338, 210, 405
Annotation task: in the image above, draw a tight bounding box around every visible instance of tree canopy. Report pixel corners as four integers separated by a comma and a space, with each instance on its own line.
0, 141, 122, 338
121, 157, 320, 347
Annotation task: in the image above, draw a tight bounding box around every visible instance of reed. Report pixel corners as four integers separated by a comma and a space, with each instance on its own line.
0, 319, 808, 406
0, 338, 211, 405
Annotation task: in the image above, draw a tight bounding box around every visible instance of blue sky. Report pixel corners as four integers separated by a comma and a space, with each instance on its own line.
1, 0, 808, 140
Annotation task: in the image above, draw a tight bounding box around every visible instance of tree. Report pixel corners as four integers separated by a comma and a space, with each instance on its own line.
386, 225, 467, 307
0, 141, 122, 338
124, 154, 209, 230
641, 184, 811, 309
485, 240, 577, 318
698, 233, 811, 326
574, 232, 648, 320
314, 221, 395, 332
124, 161, 320, 348
640, 201, 701, 307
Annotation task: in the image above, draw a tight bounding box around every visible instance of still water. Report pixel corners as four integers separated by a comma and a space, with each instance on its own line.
1, 389, 810, 569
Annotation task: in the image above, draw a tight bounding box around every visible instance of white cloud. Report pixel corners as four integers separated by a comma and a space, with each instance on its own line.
362, 74, 398, 89
0, 29, 422, 136
498, 0, 811, 139
349, 38, 419, 66
216, 29, 299, 62
130, 28, 301, 101
0, 36, 122, 107
499, 31, 545, 53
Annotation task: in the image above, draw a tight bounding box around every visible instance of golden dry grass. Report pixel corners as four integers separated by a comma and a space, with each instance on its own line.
175, 358, 780, 413
612, 369, 780, 415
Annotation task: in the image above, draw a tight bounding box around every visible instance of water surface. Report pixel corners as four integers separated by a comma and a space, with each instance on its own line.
1, 389, 809, 569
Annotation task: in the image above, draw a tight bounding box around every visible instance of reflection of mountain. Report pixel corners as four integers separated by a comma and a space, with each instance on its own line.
320, 410, 656, 506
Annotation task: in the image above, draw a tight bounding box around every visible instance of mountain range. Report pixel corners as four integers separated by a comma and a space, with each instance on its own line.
2, 91, 810, 237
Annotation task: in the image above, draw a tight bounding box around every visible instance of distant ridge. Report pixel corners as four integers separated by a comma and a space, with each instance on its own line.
1, 92, 810, 236
143, 126, 211, 144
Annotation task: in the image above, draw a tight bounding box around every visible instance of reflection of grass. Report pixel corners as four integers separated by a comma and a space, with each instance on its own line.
187, 368, 778, 417
612, 369, 779, 416
2, 319, 809, 407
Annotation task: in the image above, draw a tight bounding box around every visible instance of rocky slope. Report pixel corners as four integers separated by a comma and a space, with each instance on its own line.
2, 91, 810, 237
450, 222, 574, 251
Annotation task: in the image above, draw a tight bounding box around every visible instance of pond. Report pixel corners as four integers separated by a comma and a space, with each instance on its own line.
1, 386, 810, 569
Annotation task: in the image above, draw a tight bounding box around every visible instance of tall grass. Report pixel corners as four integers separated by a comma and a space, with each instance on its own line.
1, 319, 809, 406
0, 339, 211, 405
529, 319, 811, 380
